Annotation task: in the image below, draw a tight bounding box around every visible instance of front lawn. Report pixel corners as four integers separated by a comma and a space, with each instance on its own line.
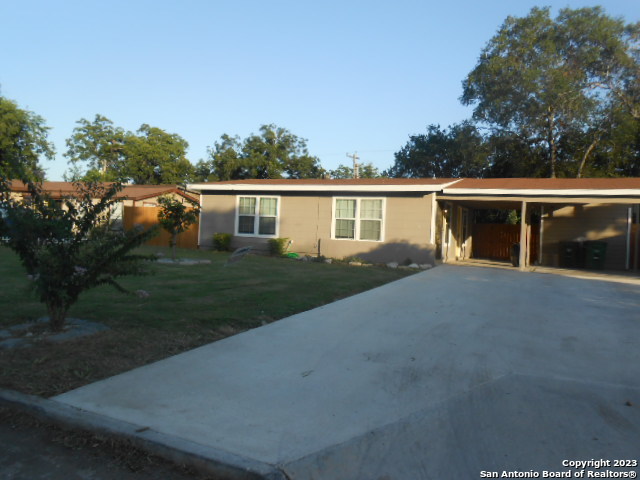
0, 246, 415, 397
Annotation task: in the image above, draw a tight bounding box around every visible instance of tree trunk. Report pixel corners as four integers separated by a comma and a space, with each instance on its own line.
577, 138, 599, 178
547, 109, 557, 178
47, 302, 68, 332
171, 233, 177, 261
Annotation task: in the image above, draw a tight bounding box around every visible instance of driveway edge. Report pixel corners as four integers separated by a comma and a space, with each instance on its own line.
0, 388, 287, 480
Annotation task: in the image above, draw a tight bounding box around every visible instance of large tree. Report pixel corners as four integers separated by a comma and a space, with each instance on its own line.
461, 6, 639, 178
64, 114, 127, 181
0, 95, 53, 182
123, 124, 193, 184
196, 124, 325, 181
388, 122, 489, 178
65, 117, 194, 184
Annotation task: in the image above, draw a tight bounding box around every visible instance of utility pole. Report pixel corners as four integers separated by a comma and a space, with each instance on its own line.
346, 152, 360, 179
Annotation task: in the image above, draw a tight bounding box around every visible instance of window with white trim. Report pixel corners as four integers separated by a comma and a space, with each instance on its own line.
237, 196, 279, 236
333, 198, 384, 241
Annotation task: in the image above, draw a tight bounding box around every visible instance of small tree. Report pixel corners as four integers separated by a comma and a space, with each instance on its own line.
157, 195, 200, 260
0, 181, 159, 332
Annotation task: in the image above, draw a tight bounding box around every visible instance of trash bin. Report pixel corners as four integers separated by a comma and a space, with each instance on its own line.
584, 241, 607, 270
558, 241, 581, 268
510, 243, 520, 267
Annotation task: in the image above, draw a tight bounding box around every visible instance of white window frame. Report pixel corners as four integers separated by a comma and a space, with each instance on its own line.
331, 197, 385, 242
235, 195, 280, 238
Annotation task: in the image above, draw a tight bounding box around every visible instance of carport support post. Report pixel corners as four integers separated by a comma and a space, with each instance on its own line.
519, 201, 528, 271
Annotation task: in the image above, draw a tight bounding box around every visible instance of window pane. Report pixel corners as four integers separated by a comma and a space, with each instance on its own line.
335, 219, 355, 239
361, 199, 382, 219
336, 199, 356, 219
238, 215, 255, 234
360, 220, 381, 241
239, 197, 256, 215
259, 197, 277, 216
258, 216, 276, 235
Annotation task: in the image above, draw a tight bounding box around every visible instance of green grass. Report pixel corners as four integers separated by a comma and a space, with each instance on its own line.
0, 246, 415, 397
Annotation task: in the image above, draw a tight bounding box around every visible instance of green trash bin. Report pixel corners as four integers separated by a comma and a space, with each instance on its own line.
558, 241, 580, 268
584, 241, 607, 269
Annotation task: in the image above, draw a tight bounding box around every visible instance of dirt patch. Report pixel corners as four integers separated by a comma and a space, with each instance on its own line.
0, 317, 110, 350
0, 325, 238, 398
0, 406, 222, 479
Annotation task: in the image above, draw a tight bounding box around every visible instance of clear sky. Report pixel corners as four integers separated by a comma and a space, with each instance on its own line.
1, 0, 637, 181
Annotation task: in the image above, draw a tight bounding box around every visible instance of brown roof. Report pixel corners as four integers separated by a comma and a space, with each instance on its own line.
449, 178, 640, 190
9, 181, 197, 202
209, 178, 457, 186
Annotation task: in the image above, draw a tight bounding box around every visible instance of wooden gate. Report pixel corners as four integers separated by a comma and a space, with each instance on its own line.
123, 206, 199, 249
472, 224, 539, 262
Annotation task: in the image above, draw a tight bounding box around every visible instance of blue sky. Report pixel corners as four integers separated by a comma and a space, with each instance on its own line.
1, 0, 637, 181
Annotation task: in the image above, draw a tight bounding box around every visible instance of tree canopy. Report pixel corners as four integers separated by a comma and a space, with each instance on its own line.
329, 162, 383, 179
460, 6, 640, 178
195, 124, 325, 181
65, 116, 193, 184
0, 95, 53, 182
388, 123, 489, 178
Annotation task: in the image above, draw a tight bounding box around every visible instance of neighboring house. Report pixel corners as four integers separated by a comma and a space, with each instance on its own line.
188, 178, 640, 271
8, 181, 197, 206
8, 181, 198, 229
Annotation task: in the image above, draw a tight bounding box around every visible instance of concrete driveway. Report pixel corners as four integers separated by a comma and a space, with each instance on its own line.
55, 265, 640, 479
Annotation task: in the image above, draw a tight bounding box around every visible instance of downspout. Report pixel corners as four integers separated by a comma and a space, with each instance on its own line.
197, 192, 202, 249
626, 206, 632, 270
635, 204, 640, 272
538, 205, 544, 266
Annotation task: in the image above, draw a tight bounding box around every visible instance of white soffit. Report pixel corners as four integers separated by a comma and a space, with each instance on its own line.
188, 179, 462, 193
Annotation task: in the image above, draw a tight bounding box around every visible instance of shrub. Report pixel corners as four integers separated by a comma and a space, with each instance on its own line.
212, 233, 232, 251
0, 181, 158, 331
157, 196, 200, 261
268, 238, 290, 256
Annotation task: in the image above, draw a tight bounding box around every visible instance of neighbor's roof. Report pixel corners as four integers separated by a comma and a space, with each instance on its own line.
442, 178, 640, 196
9, 181, 198, 202
188, 178, 461, 193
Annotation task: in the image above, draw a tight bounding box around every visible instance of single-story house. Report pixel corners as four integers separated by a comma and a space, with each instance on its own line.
188, 178, 640, 272
8, 181, 198, 207
8, 181, 198, 230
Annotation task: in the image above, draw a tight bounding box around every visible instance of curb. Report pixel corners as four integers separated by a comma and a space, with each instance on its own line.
0, 388, 287, 480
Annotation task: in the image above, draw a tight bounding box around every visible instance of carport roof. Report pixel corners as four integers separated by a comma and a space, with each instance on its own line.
441, 177, 640, 204
442, 178, 640, 197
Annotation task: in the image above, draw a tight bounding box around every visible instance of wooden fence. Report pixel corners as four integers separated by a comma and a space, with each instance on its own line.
472, 223, 539, 262
123, 206, 199, 249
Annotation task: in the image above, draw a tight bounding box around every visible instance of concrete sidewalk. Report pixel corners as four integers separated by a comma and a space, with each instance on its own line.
54, 265, 640, 479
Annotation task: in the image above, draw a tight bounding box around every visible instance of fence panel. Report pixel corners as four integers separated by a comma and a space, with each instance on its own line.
472, 223, 539, 262
123, 206, 199, 249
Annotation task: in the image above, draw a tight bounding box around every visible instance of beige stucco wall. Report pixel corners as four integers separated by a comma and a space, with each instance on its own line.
541, 203, 631, 269
199, 192, 437, 264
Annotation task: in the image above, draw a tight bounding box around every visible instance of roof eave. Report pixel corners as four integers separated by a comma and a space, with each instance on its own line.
187, 180, 462, 193
442, 188, 640, 196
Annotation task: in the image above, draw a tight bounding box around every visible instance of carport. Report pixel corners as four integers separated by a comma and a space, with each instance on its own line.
437, 178, 640, 272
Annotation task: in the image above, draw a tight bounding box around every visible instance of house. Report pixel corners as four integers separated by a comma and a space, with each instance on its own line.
188, 178, 640, 271
8, 181, 197, 206
8, 181, 198, 233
